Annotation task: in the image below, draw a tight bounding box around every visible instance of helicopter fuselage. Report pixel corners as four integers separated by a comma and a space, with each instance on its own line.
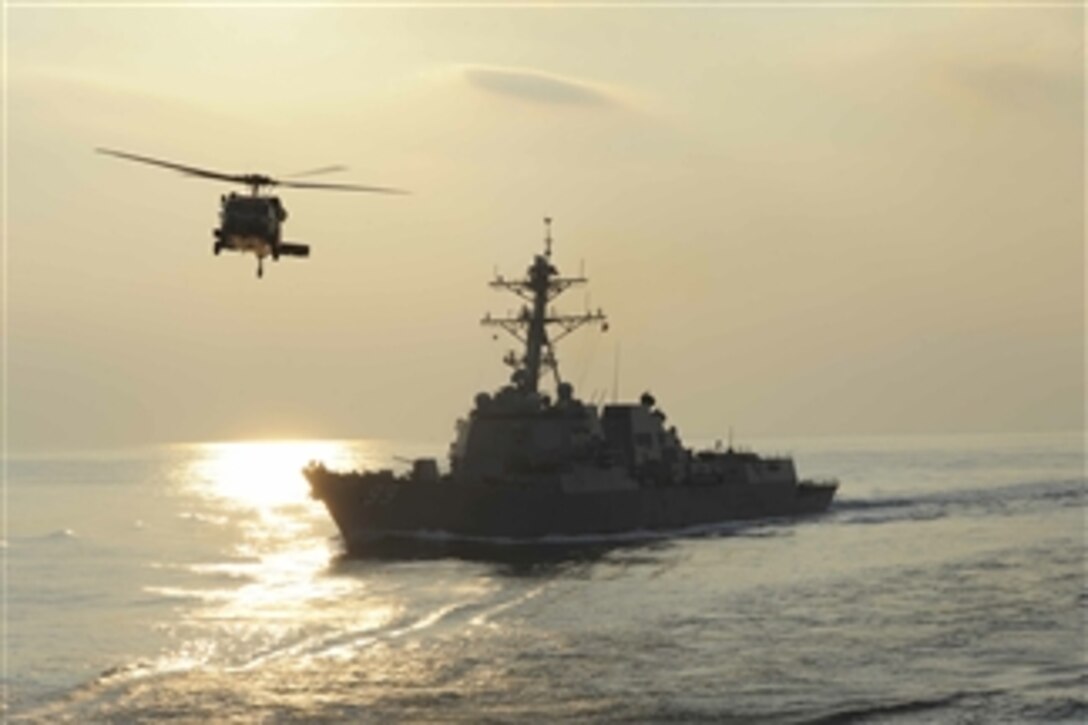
213, 193, 308, 277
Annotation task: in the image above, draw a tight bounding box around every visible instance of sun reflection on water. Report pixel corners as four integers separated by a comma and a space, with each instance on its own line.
185, 439, 360, 510
149, 439, 398, 673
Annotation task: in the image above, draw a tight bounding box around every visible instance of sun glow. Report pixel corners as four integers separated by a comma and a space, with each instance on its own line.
185, 440, 357, 510
160, 439, 384, 650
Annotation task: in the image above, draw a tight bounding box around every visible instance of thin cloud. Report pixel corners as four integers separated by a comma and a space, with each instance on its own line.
462, 65, 618, 108
952, 61, 1081, 108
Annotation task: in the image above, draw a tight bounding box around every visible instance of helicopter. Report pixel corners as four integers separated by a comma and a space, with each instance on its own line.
97, 147, 406, 278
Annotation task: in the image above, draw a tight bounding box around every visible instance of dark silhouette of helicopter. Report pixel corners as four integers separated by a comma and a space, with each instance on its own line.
97, 148, 406, 278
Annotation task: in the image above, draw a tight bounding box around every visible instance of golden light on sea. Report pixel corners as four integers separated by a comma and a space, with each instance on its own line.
160, 440, 391, 646
184, 440, 358, 510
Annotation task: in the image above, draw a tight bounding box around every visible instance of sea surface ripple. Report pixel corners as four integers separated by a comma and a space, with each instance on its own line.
5, 433, 1085, 723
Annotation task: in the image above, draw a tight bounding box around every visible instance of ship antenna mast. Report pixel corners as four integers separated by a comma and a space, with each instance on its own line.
481, 218, 607, 395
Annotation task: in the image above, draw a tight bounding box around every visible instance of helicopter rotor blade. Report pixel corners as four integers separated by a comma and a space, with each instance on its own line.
276, 179, 409, 194
285, 165, 349, 178
97, 148, 248, 185
98, 148, 406, 193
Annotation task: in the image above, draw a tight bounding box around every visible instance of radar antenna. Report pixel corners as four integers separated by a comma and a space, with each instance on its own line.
482, 219, 607, 394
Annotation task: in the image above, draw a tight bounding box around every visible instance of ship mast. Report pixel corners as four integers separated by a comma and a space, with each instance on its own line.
482, 218, 607, 395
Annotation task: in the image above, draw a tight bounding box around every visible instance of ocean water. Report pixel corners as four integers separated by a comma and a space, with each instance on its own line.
4, 432, 1085, 723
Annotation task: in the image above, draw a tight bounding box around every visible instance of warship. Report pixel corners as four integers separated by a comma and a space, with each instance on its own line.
305, 221, 837, 550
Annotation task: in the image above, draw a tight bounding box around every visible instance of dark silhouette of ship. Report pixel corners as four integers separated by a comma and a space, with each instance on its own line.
305, 220, 837, 551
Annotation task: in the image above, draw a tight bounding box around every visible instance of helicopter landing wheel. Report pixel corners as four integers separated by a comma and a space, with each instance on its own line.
257, 260, 264, 279
213, 243, 222, 256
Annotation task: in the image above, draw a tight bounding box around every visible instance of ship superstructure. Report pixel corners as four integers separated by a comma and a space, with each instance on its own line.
305, 221, 837, 549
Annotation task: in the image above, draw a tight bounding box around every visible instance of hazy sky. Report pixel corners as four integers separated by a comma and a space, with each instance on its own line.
6, 4, 1084, 452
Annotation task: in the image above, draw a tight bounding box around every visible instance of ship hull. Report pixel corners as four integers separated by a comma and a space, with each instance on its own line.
308, 472, 836, 552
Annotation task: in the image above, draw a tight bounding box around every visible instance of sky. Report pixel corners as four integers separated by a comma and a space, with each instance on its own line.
4, 3, 1084, 452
